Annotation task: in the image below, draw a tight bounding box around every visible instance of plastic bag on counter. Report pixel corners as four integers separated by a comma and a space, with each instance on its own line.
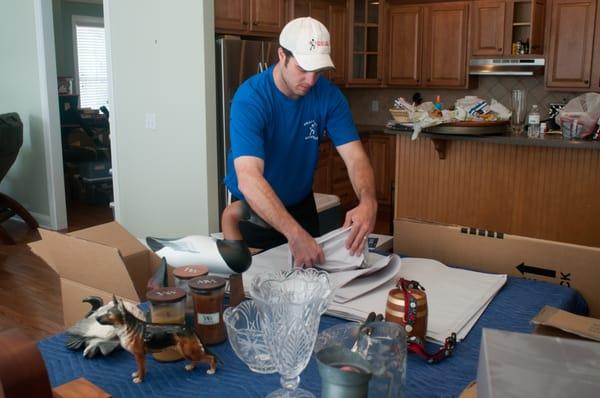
557, 93, 600, 139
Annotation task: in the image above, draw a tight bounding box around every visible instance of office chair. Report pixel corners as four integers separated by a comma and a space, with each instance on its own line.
0, 113, 39, 244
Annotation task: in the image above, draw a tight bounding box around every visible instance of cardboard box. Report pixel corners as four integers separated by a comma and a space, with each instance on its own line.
53, 378, 111, 398
531, 305, 600, 341
28, 222, 163, 327
394, 218, 600, 317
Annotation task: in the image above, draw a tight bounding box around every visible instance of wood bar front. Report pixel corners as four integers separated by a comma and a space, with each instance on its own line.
393, 133, 600, 247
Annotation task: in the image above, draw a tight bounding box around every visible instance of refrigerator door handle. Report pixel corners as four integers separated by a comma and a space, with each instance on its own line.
263, 62, 269, 70
257, 62, 263, 73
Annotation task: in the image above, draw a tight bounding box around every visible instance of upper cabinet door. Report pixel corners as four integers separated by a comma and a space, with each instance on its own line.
545, 0, 596, 89
386, 5, 423, 86
348, 0, 384, 86
422, 2, 469, 88
215, 0, 248, 33
250, 0, 285, 34
329, 4, 348, 84
471, 1, 506, 56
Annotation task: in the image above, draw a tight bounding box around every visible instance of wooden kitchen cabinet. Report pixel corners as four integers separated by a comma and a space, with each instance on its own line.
215, 0, 285, 36
471, 1, 507, 56
313, 140, 357, 210
545, 0, 597, 89
423, 2, 469, 87
386, 5, 423, 86
471, 0, 545, 57
313, 132, 393, 210
366, 132, 394, 205
289, 0, 347, 84
348, 0, 385, 86
387, 2, 469, 88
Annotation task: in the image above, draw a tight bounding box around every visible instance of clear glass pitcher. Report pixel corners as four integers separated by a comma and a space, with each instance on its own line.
250, 269, 333, 398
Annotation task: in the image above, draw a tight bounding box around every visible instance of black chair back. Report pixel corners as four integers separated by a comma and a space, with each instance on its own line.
0, 113, 23, 182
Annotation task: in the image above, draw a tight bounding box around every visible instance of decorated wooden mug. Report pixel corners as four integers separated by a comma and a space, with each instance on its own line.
385, 278, 428, 342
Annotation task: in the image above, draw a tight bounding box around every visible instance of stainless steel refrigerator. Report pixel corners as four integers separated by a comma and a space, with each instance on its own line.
215, 37, 279, 221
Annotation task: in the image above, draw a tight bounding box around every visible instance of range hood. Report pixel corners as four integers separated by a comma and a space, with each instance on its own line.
469, 58, 545, 76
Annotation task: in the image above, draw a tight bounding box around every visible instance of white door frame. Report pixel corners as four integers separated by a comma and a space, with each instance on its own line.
35, 0, 67, 230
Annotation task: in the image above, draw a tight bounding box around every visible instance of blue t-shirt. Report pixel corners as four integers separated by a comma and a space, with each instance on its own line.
225, 66, 358, 206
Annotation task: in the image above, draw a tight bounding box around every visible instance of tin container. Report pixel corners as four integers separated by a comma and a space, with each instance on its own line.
147, 287, 186, 362
173, 265, 209, 323
385, 287, 428, 341
189, 276, 227, 345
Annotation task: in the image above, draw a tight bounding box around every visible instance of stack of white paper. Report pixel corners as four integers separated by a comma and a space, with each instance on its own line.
243, 235, 506, 343
328, 257, 507, 343
243, 245, 397, 301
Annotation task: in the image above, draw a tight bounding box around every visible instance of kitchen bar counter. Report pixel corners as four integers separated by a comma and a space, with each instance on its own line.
383, 127, 600, 150
388, 129, 600, 247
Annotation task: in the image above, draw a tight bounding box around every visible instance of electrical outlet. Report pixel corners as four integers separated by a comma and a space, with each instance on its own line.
371, 100, 379, 112
145, 113, 156, 130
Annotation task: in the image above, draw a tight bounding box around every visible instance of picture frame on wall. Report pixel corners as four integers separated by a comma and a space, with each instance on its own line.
57, 76, 74, 95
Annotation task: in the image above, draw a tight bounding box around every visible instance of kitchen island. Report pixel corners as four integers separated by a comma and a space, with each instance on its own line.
384, 128, 600, 247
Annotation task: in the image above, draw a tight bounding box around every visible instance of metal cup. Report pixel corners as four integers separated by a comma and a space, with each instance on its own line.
316, 346, 372, 398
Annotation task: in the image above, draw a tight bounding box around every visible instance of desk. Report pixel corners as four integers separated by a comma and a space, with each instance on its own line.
38, 277, 587, 397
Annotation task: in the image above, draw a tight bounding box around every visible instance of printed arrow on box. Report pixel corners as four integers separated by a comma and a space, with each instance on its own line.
516, 262, 556, 278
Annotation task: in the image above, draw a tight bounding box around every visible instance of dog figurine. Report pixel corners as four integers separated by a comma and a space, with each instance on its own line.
96, 296, 218, 383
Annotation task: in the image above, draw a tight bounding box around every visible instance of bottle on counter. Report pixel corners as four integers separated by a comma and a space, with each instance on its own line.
434, 95, 443, 111
527, 104, 541, 138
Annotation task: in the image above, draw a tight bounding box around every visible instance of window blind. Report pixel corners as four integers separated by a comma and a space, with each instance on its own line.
75, 24, 108, 110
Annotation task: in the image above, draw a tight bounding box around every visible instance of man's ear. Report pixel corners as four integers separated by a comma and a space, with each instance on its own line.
277, 47, 286, 64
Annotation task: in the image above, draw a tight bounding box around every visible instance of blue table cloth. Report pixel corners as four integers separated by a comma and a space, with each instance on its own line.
38, 277, 587, 397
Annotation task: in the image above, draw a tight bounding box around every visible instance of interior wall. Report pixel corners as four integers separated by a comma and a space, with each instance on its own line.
105, 0, 218, 238
0, 0, 52, 225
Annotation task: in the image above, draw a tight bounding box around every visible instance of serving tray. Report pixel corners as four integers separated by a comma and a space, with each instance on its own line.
424, 120, 510, 136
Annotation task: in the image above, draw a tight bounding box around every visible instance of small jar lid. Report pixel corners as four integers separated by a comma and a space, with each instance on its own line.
147, 287, 186, 303
188, 275, 226, 292
173, 265, 209, 280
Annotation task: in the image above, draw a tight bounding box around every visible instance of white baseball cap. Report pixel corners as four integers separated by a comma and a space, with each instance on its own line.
279, 17, 335, 72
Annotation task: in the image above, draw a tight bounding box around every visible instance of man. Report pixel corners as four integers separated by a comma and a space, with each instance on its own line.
224, 17, 377, 267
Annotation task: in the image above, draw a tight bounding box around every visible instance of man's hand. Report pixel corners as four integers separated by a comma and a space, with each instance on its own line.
288, 227, 325, 268
342, 198, 377, 256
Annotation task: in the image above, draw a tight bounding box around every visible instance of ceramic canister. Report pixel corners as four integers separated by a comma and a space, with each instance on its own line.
385, 287, 428, 341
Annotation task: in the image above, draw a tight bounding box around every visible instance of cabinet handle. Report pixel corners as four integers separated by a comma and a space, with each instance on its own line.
498, 48, 502, 52
585, 80, 589, 84
253, 21, 258, 26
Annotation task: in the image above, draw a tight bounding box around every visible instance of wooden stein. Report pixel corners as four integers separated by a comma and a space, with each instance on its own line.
385, 279, 428, 342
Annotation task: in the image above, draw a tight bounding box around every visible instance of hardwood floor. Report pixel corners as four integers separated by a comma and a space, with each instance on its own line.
0, 200, 113, 341
0, 201, 391, 342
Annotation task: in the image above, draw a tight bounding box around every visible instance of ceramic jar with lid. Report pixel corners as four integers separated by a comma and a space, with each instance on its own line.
146, 287, 187, 361
188, 275, 227, 345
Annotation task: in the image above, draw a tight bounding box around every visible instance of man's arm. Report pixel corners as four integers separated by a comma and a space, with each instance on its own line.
234, 155, 325, 267
336, 140, 378, 255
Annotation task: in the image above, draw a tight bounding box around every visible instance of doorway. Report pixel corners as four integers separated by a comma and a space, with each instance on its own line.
53, 0, 113, 231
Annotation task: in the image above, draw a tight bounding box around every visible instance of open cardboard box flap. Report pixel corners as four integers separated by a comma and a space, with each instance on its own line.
394, 218, 600, 317
531, 306, 600, 342
28, 221, 162, 327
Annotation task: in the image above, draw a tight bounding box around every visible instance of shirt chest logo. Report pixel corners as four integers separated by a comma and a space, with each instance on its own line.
303, 120, 319, 141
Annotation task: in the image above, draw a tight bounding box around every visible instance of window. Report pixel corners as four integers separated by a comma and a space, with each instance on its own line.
73, 16, 108, 110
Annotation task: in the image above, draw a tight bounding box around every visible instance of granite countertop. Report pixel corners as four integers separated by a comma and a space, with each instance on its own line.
383, 127, 600, 150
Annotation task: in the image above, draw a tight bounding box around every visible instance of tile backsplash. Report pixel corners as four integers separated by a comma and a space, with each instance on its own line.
343, 76, 580, 126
